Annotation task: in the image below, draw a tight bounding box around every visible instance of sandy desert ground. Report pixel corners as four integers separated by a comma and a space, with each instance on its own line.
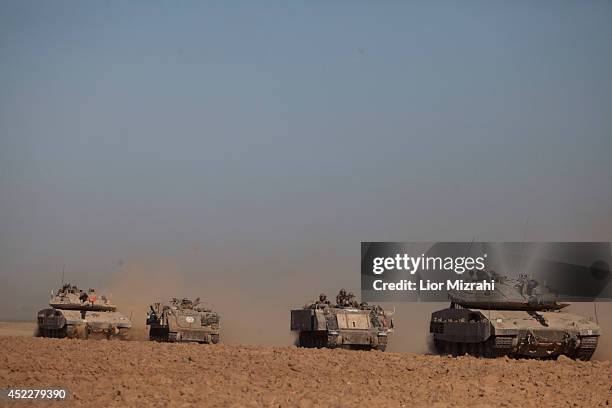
0, 326, 610, 408
0, 322, 37, 338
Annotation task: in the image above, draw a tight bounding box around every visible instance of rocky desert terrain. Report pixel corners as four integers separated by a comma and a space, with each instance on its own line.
1, 330, 610, 407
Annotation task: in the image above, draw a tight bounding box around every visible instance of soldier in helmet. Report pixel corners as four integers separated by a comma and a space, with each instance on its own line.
317, 293, 331, 307
336, 288, 347, 307
305, 293, 328, 309
347, 292, 359, 308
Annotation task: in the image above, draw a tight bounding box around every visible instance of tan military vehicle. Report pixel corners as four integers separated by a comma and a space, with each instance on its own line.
430, 273, 601, 360
146, 298, 220, 344
291, 290, 394, 351
37, 283, 132, 339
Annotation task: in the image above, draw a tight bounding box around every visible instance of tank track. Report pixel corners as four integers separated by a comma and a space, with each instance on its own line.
434, 335, 599, 360
149, 326, 170, 342
38, 326, 69, 338
197, 334, 220, 345
38, 325, 127, 340
298, 331, 331, 348
149, 327, 220, 344
86, 327, 129, 340
38, 324, 86, 339
434, 336, 519, 358
298, 332, 386, 351
572, 336, 598, 361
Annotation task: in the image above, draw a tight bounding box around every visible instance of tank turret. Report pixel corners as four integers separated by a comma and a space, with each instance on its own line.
447, 271, 569, 311
37, 283, 132, 340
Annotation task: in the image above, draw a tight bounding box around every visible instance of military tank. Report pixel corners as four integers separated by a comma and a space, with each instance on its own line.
37, 283, 132, 339
430, 272, 601, 360
146, 297, 220, 344
291, 290, 394, 351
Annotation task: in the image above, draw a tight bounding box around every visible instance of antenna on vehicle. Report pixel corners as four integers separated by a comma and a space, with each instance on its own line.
518, 217, 529, 279
593, 302, 599, 324
61, 264, 65, 287
465, 238, 475, 257
464, 238, 475, 279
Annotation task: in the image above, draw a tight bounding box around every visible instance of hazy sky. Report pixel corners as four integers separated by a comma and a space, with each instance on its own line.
1, 1, 611, 325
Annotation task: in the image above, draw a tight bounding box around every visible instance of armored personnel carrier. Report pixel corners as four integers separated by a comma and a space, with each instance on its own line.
37, 283, 132, 339
291, 290, 394, 351
146, 298, 220, 343
430, 272, 601, 360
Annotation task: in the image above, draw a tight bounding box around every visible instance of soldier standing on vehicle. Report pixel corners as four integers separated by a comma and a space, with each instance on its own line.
317, 293, 330, 306
347, 292, 359, 308
336, 289, 347, 306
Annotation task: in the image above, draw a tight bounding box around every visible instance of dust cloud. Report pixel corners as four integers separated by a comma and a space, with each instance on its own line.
101, 252, 312, 346
104, 259, 188, 330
